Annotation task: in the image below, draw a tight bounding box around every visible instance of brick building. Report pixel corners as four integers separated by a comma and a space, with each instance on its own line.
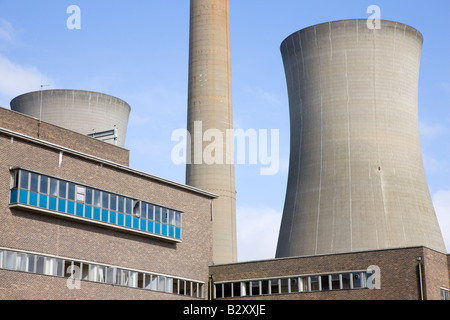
0, 107, 216, 300
1, 106, 448, 301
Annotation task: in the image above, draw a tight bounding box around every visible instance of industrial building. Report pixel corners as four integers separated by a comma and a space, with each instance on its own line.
0, 0, 449, 301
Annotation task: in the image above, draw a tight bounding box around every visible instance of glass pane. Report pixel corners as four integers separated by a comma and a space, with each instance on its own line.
291, 277, 299, 292
118, 196, 124, 212
124, 198, 131, 214
342, 273, 351, 289
310, 276, 320, 291
133, 200, 140, 216
147, 205, 154, 220
353, 273, 363, 288
50, 179, 58, 196
30, 173, 39, 192
20, 171, 29, 189
40, 176, 48, 194
16, 253, 27, 271
110, 194, 116, 210
141, 202, 147, 219
321, 275, 330, 290
59, 181, 67, 198
251, 281, 260, 296
169, 211, 174, 225
162, 208, 168, 223
102, 192, 109, 209
154, 207, 161, 222
68, 183, 75, 200
94, 190, 101, 207
271, 279, 279, 294
175, 212, 181, 227
5, 251, 15, 270
331, 274, 340, 290
27, 255, 35, 273
85, 188, 92, 205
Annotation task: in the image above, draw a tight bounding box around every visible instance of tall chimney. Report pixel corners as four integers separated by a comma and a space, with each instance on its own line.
186, 0, 237, 263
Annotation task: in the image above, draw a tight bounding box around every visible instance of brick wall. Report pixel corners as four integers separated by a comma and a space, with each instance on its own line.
0, 107, 129, 166
0, 119, 214, 299
210, 247, 449, 300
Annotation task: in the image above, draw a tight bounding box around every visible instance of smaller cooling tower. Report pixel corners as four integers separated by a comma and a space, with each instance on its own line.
10, 89, 130, 148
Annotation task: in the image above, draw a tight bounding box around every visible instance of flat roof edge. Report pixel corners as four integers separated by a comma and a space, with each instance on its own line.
0, 126, 219, 199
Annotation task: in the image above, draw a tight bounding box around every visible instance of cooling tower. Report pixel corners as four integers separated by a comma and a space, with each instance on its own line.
186, 0, 237, 263
10, 89, 130, 147
276, 19, 447, 258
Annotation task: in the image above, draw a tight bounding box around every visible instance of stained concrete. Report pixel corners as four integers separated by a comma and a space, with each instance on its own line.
276, 20, 446, 257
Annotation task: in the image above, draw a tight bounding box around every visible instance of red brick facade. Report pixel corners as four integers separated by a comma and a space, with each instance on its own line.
0, 107, 215, 300
210, 247, 449, 300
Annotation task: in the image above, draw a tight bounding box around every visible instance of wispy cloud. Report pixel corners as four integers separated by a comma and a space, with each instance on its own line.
0, 55, 53, 107
237, 205, 282, 261
0, 18, 19, 46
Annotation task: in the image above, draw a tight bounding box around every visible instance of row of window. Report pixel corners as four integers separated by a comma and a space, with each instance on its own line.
214, 271, 374, 299
10, 169, 182, 240
0, 249, 204, 298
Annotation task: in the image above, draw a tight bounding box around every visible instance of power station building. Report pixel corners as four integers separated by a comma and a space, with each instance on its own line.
0, 0, 449, 301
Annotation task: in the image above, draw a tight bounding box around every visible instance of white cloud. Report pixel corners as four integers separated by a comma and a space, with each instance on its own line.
0, 18, 17, 45
0, 55, 53, 108
236, 205, 282, 262
432, 190, 450, 253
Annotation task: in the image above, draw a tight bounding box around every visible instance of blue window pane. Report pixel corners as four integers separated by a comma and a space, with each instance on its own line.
117, 213, 124, 226
147, 221, 154, 233
58, 199, 66, 213
155, 222, 160, 234
175, 228, 181, 239
39, 194, 47, 209
133, 217, 139, 229
85, 205, 92, 219
49, 197, 57, 210
162, 224, 168, 236
169, 226, 174, 238
67, 201, 75, 215
93, 207, 101, 220
10, 189, 18, 204
29, 192, 38, 206
76, 203, 84, 217
101, 209, 109, 222
125, 215, 132, 228
19, 190, 28, 204
140, 220, 147, 231
109, 211, 116, 224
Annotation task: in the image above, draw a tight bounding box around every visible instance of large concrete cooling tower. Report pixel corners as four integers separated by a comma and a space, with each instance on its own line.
276, 19, 447, 258
186, 0, 237, 263
10, 89, 130, 148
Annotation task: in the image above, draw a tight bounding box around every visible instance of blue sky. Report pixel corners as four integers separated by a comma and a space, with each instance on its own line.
0, 1, 449, 261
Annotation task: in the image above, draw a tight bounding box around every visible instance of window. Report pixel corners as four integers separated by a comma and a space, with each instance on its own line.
76, 186, 85, 202
68, 183, 76, 201
9, 169, 183, 241
441, 288, 449, 300
321, 275, 330, 290
280, 278, 289, 293
40, 176, 48, 194
59, 181, 67, 199
30, 173, 39, 192
342, 273, 351, 289
331, 274, 340, 290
